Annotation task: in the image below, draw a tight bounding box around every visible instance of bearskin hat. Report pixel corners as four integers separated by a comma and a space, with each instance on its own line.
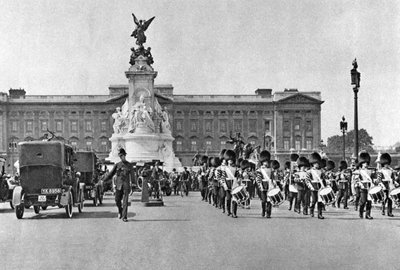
297, 156, 310, 168
320, 158, 327, 168
259, 150, 271, 163
271, 160, 280, 170
224, 149, 236, 162
118, 148, 127, 156
284, 161, 291, 170
358, 151, 371, 166
290, 153, 299, 162
240, 159, 251, 170
201, 155, 208, 166
379, 153, 391, 166
219, 149, 227, 159
309, 152, 322, 165
339, 160, 348, 170
211, 157, 221, 168
326, 160, 335, 171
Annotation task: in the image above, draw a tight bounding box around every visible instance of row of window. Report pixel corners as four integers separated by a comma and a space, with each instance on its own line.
283, 119, 313, 132
10, 120, 109, 133
175, 110, 272, 116
175, 119, 272, 134
283, 138, 313, 151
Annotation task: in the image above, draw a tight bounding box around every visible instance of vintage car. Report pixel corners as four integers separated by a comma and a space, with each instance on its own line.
12, 141, 84, 219
74, 151, 104, 206
0, 157, 19, 209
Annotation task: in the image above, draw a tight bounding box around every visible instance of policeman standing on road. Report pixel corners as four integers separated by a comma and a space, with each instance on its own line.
104, 148, 134, 222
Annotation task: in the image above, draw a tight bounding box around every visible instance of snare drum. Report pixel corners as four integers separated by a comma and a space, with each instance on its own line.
267, 188, 284, 206
369, 186, 384, 203
319, 187, 336, 205
232, 185, 249, 203
289, 184, 298, 193
389, 188, 400, 204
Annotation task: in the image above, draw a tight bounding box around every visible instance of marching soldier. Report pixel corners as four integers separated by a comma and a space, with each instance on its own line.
205, 157, 213, 204
350, 158, 361, 211
271, 160, 284, 192
325, 160, 337, 207
287, 154, 299, 211
255, 150, 272, 218
377, 153, 398, 217
197, 156, 209, 201
336, 161, 351, 209
294, 156, 310, 215
224, 150, 240, 218
209, 157, 220, 206
104, 148, 134, 222
307, 152, 326, 219
240, 159, 254, 209
353, 151, 374, 219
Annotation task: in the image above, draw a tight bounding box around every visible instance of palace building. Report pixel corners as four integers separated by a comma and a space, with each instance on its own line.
0, 87, 323, 172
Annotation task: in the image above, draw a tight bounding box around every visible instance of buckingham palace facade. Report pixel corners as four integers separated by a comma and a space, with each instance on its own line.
0, 87, 323, 171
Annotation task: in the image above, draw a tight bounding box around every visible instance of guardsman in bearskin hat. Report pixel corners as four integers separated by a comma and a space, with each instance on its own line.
197, 155, 209, 202
216, 150, 227, 211
287, 153, 299, 211
325, 160, 338, 207
336, 161, 351, 209
271, 160, 284, 191
205, 156, 213, 204
240, 159, 254, 209
104, 148, 134, 222
283, 161, 291, 201
353, 151, 374, 219
223, 150, 240, 218
255, 150, 273, 217
209, 157, 221, 207
306, 152, 326, 219
294, 156, 310, 215
377, 153, 398, 217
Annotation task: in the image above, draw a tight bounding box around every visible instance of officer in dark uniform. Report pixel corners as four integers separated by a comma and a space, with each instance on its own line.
104, 148, 134, 222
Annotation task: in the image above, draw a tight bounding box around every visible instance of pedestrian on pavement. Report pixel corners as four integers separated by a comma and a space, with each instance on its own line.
104, 148, 134, 222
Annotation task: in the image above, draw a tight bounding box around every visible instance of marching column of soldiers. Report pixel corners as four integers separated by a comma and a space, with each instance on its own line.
194, 148, 400, 220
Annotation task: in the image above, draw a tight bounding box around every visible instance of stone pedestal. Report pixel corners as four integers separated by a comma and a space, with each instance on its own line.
106, 55, 182, 171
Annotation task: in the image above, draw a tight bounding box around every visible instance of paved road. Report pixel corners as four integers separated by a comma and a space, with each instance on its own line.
1, 192, 400, 270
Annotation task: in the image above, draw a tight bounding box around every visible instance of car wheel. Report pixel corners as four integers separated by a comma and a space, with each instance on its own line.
33, 205, 40, 214
16, 204, 24, 219
65, 192, 73, 218
41, 206, 47, 210
9, 201, 14, 209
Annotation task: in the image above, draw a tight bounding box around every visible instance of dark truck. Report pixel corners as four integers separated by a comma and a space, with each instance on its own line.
13, 141, 84, 219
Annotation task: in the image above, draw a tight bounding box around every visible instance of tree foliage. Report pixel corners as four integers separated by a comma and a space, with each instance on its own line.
327, 128, 374, 154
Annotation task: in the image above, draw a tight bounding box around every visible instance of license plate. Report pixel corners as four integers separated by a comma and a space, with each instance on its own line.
38, 195, 46, 202
41, 188, 61, 194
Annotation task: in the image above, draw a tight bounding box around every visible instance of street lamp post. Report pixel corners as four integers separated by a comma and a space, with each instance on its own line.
351, 59, 361, 158
340, 116, 348, 161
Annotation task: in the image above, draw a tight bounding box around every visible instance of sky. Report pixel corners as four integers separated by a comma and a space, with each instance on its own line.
0, 0, 399, 147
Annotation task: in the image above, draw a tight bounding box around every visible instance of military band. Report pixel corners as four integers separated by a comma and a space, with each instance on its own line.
187, 149, 400, 222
